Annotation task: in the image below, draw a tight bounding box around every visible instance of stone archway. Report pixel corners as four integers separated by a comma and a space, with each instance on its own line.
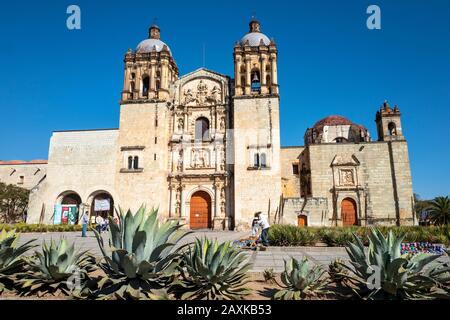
55, 191, 82, 225
89, 191, 114, 220
190, 191, 212, 229
341, 198, 358, 226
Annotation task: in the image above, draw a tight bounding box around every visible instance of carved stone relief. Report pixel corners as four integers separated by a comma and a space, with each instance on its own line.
182, 79, 222, 106
340, 169, 355, 186
190, 148, 211, 168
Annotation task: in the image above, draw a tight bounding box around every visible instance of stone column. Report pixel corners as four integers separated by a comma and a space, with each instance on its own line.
261, 55, 268, 94
271, 54, 278, 86
245, 57, 251, 95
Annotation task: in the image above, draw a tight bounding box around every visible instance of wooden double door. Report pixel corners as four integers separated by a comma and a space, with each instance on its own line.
190, 191, 212, 229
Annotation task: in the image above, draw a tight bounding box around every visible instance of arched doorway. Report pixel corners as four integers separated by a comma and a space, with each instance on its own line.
90, 192, 114, 220
341, 198, 358, 226
298, 215, 307, 227
55, 192, 81, 225
190, 191, 212, 229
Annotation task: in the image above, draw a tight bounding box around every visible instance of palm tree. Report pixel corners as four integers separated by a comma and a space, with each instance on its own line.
428, 196, 450, 225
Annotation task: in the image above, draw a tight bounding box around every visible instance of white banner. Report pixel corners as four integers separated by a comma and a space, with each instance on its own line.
94, 199, 110, 211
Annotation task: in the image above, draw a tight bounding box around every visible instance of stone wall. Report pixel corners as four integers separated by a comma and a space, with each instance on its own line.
280, 146, 303, 197
307, 140, 414, 226
114, 102, 170, 216
27, 129, 118, 224
0, 161, 47, 190
232, 96, 282, 229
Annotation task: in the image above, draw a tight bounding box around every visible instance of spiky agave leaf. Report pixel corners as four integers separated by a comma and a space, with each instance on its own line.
341, 227, 447, 299
273, 257, 329, 300
92, 206, 190, 300
19, 237, 96, 297
176, 238, 252, 300
0, 229, 37, 294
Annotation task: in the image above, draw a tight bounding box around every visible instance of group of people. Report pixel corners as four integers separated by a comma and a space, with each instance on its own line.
251, 212, 271, 247
80, 212, 114, 237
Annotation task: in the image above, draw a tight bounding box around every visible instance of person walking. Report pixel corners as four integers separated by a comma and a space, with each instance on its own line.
256, 212, 270, 247
81, 211, 89, 238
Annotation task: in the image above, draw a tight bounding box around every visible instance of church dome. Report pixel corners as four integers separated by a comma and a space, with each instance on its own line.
239, 17, 271, 47
136, 24, 171, 54
136, 38, 171, 53
240, 32, 271, 46
313, 115, 354, 131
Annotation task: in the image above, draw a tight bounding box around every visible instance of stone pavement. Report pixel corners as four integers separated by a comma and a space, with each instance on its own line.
16, 231, 449, 272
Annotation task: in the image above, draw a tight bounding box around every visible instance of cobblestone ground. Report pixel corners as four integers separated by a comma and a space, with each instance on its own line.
17, 231, 449, 272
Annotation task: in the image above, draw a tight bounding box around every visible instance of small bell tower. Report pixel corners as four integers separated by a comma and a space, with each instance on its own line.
375, 100, 405, 141
233, 18, 278, 96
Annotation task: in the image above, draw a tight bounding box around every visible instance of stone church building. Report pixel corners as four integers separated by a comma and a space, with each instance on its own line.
0, 19, 415, 229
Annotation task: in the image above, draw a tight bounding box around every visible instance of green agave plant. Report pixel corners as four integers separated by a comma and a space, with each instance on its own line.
0, 229, 36, 293
93, 206, 190, 300
273, 257, 329, 300
176, 238, 252, 300
328, 258, 348, 284
20, 238, 96, 297
263, 268, 276, 284
342, 227, 447, 299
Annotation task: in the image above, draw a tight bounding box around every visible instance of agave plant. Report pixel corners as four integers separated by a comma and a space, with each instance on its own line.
176, 238, 252, 300
20, 238, 96, 297
93, 206, 190, 300
273, 257, 329, 300
342, 227, 447, 299
0, 229, 36, 294
263, 268, 276, 284
328, 258, 348, 284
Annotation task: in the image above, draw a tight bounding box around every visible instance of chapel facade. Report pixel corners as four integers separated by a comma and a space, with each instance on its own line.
0, 18, 416, 228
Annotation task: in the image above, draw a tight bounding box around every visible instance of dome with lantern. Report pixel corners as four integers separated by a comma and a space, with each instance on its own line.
239, 17, 272, 46
136, 24, 172, 54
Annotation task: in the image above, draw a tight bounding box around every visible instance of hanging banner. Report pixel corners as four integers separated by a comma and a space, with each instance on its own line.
68, 206, 78, 225
61, 206, 69, 225
53, 205, 62, 225
94, 199, 110, 211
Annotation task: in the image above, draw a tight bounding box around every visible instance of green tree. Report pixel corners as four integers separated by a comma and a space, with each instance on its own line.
0, 182, 30, 224
428, 196, 450, 226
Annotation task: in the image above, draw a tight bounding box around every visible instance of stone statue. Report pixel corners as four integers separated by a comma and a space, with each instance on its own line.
183, 89, 195, 105
210, 85, 221, 103
177, 118, 184, 132
196, 80, 208, 105
220, 117, 226, 130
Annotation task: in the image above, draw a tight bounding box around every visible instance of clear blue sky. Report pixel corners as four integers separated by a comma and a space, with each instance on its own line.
0, 0, 449, 199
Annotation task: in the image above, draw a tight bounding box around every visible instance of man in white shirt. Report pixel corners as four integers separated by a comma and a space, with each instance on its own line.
256, 212, 270, 246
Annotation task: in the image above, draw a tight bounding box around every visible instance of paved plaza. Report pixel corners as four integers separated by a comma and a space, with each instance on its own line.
16, 231, 448, 272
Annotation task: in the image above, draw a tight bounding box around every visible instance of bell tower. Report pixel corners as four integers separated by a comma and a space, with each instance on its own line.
376, 100, 405, 141
232, 18, 282, 229
233, 18, 278, 96
121, 24, 178, 102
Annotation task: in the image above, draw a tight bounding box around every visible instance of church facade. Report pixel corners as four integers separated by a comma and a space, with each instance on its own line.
1, 19, 416, 229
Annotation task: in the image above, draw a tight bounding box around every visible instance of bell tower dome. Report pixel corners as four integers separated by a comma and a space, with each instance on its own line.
233, 17, 278, 96
375, 100, 405, 141
121, 23, 178, 102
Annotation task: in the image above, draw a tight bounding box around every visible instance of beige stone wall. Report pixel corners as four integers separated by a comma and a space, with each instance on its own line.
114, 102, 170, 216
27, 129, 118, 224
280, 146, 303, 198
0, 162, 47, 190
233, 96, 282, 229
307, 140, 414, 226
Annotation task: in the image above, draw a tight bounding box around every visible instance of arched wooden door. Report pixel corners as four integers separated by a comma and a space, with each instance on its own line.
298, 215, 307, 227
190, 191, 212, 229
341, 198, 357, 226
